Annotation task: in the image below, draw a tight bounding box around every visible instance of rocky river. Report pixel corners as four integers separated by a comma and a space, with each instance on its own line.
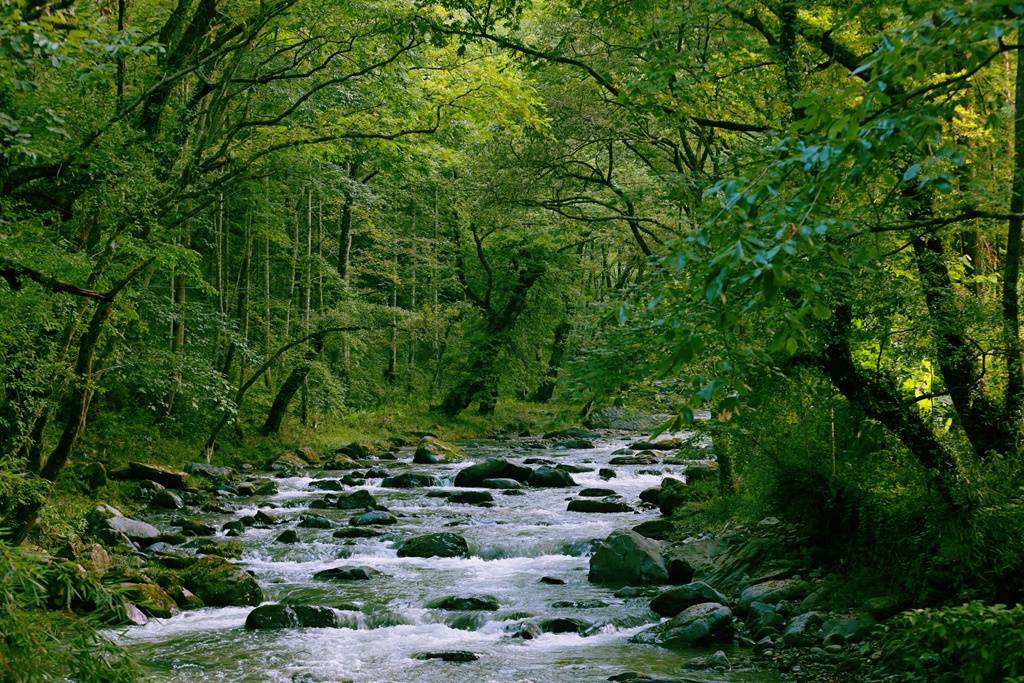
114, 432, 781, 682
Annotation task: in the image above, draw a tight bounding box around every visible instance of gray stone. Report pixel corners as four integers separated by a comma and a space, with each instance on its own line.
739, 578, 810, 610
349, 510, 396, 526
588, 529, 669, 585
413, 436, 465, 464
397, 532, 468, 558
567, 497, 631, 513
313, 566, 382, 581
650, 582, 729, 617
88, 504, 160, 544
631, 602, 733, 648
528, 466, 576, 487
381, 473, 439, 488
454, 459, 533, 487
426, 595, 499, 611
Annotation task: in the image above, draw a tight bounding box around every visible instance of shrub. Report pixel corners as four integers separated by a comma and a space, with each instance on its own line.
881, 602, 1024, 683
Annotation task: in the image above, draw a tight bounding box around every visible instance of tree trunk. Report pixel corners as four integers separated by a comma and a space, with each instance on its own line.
533, 321, 570, 402
1002, 47, 1024, 420
822, 303, 967, 511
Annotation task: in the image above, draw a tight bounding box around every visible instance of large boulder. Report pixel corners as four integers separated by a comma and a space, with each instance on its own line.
448, 491, 494, 505
631, 602, 733, 648
588, 529, 669, 585
650, 582, 729, 617
181, 556, 263, 607
454, 459, 533, 487
245, 604, 341, 629
397, 532, 469, 558
630, 437, 687, 451
567, 497, 632, 513
528, 466, 576, 488
335, 489, 379, 510
314, 566, 382, 581
126, 462, 191, 489
349, 510, 396, 526
738, 578, 810, 610
151, 490, 184, 510
381, 473, 439, 488
657, 477, 692, 516
413, 437, 465, 464
184, 462, 233, 482
87, 504, 160, 545
123, 581, 179, 618
426, 595, 499, 611
480, 478, 522, 490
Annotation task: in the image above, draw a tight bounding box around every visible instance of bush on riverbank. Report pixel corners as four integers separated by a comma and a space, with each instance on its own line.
879, 602, 1024, 683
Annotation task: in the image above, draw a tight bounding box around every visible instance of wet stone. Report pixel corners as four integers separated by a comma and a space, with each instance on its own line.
426, 595, 499, 611
349, 510, 396, 526
413, 651, 479, 663
332, 527, 382, 539
313, 566, 382, 581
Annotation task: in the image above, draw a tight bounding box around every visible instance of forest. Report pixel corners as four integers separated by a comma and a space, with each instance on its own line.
3, 0, 1024, 680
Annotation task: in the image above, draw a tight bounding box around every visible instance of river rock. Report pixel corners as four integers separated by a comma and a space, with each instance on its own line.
609, 454, 658, 466
632, 602, 733, 648
538, 617, 590, 634
185, 462, 233, 482
738, 578, 810, 610
333, 527, 382, 538
448, 490, 494, 505
819, 613, 875, 644
397, 532, 468, 558
599, 468, 616, 479
650, 582, 729, 617
630, 437, 686, 451
686, 650, 731, 670
588, 529, 669, 585
181, 556, 263, 606
662, 477, 701, 515
482, 478, 522, 489
245, 604, 341, 629
454, 458, 533, 486
413, 651, 479, 662
579, 487, 616, 497
551, 599, 608, 609
253, 510, 281, 526
179, 518, 216, 536
413, 436, 465, 464
540, 576, 565, 585
276, 529, 299, 543
334, 441, 372, 459
426, 595, 499, 611
124, 581, 179, 618
632, 519, 674, 540
298, 514, 332, 529
554, 438, 595, 449
125, 462, 191, 489
382, 473, 439, 488
314, 566, 382, 581
747, 601, 785, 631
310, 479, 345, 491
151, 489, 184, 509
567, 498, 632, 513
88, 504, 160, 545
335, 489, 379, 510
782, 611, 824, 646
349, 510, 396, 526
528, 466, 576, 488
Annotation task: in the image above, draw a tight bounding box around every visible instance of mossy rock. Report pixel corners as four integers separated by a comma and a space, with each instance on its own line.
181, 556, 263, 607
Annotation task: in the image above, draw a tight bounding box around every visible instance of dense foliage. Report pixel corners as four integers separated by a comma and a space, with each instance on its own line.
4, 0, 1024, 678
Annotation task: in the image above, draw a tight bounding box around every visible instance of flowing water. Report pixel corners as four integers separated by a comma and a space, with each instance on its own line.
120, 435, 777, 682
